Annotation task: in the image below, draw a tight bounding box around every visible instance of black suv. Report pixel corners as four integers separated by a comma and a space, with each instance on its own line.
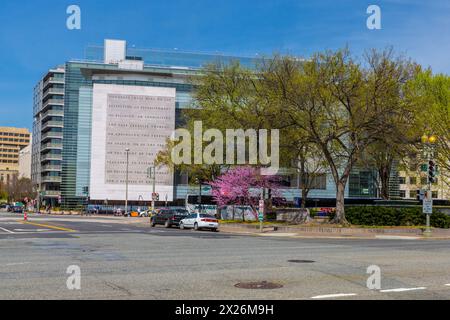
150, 208, 189, 228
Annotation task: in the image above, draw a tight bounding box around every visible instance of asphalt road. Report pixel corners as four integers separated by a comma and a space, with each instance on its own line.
1, 211, 450, 300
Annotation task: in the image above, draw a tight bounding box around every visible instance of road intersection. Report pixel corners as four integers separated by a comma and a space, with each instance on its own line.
1, 211, 450, 300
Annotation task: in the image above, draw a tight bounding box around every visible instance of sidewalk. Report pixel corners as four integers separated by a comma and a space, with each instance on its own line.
219, 223, 450, 240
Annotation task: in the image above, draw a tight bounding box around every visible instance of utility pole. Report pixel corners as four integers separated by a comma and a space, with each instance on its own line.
125, 148, 130, 216
197, 178, 202, 214
147, 163, 156, 212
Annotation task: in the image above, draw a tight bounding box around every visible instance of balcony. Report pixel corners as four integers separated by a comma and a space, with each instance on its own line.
41, 165, 62, 172
43, 87, 64, 98
41, 109, 64, 120
41, 153, 62, 161
41, 143, 63, 152
42, 99, 64, 109
43, 77, 64, 89
41, 131, 63, 141
41, 176, 62, 183
41, 120, 64, 131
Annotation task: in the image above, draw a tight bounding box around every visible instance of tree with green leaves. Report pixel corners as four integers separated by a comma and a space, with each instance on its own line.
260, 48, 421, 224
407, 71, 450, 186
357, 49, 422, 199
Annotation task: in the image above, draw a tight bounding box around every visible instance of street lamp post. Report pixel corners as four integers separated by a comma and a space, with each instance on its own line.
197, 178, 203, 214
147, 163, 156, 212
125, 148, 130, 216
421, 134, 437, 237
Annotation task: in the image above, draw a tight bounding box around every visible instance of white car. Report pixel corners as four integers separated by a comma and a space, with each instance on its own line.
179, 213, 219, 232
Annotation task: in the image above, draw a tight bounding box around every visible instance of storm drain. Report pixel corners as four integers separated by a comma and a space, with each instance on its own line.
235, 281, 283, 289
288, 259, 315, 263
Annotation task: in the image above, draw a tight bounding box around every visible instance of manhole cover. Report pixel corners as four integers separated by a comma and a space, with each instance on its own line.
235, 281, 283, 289
288, 259, 315, 263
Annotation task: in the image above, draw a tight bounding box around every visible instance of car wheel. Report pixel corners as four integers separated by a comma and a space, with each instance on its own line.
179, 222, 185, 230
165, 220, 171, 228
194, 223, 199, 231
213, 228, 219, 232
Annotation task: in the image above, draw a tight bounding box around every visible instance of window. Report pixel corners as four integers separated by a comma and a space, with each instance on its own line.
300, 173, 327, 190
409, 177, 417, 185
421, 177, 428, 185
399, 190, 406, 198
409, 190, 417, 199
399, 177, 406, 184
432, 191, 438, 199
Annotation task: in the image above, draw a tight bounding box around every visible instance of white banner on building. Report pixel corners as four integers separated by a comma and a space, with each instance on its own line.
90, 84, 176, 201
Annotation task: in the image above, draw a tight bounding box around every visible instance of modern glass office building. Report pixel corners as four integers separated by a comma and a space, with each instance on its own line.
33, 39, 380, 209
31, 66, 65, 206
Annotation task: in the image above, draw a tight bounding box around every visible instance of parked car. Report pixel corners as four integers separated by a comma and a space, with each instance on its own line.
179, 213, 219, 231
272, 197, 288, 207
11, 206, 24, 214
150, 208, 189, 228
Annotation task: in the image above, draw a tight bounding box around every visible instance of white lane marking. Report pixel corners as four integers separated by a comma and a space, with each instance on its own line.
0, 226, 15, 234
380, 287, 426, 293
13, 229, 51, 232
2, 262, 30, 266
375, 235, 420, 240
311, 293, 357, 299
445, 284, 450, 286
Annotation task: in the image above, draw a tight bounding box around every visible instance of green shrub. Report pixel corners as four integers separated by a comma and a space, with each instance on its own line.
344, 206, 450, 228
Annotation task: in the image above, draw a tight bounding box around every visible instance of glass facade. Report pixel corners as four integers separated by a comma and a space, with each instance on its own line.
48, 40, 381, 208
85, 45, 260, 69
61, 60, 202, 208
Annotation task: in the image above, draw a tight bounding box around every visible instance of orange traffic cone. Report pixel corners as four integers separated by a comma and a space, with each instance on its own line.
24, 212, 28, 221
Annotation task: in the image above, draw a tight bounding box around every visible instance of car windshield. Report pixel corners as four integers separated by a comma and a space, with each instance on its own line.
199, 214, 215, 218
174, 209, 189, 215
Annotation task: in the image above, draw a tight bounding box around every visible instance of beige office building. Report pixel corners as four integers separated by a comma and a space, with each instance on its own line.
0, 127, 31, 184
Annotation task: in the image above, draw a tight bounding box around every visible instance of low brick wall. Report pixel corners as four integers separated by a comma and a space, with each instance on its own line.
221, 223, 450, 237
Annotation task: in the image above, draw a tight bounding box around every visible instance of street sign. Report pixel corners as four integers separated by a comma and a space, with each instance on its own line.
259, 200, 264, 213
419, 189, 425, 200
152, 193, 159, 201
423, 191, 433, 214
423, 198, 433, 214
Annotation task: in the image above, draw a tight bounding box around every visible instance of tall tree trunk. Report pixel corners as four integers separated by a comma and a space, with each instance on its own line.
299, 154, 308, 209
301, 188, 307, 209
378, 164, 391, 200
333, 181, 348, 225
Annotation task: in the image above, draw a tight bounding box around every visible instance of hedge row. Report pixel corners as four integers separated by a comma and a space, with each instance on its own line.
344, 206, 450, 228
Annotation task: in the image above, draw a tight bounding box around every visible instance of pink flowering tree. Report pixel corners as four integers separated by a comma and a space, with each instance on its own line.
209, 166, 281, 220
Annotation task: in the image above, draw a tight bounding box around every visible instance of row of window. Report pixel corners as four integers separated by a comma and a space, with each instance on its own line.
0, 160, 18, 164
0, 138, 30, 143
0, 154, 18, 158
0, 148, 18, 153
399, 190, 439, 199
399, 177, 439, 185
0, 132, 29, 137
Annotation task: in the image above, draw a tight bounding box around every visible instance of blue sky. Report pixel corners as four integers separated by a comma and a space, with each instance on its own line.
0, 0, 449, 129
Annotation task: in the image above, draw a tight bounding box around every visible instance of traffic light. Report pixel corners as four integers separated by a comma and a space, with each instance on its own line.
428, 160, 436, 183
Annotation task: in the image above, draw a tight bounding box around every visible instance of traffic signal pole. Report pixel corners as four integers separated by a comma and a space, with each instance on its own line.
421, 134, 437, 237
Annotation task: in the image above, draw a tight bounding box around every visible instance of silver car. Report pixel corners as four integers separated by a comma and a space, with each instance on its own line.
179, 213, 219, 232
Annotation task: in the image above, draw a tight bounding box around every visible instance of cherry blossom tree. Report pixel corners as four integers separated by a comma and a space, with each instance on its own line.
209, 166, 281, 219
